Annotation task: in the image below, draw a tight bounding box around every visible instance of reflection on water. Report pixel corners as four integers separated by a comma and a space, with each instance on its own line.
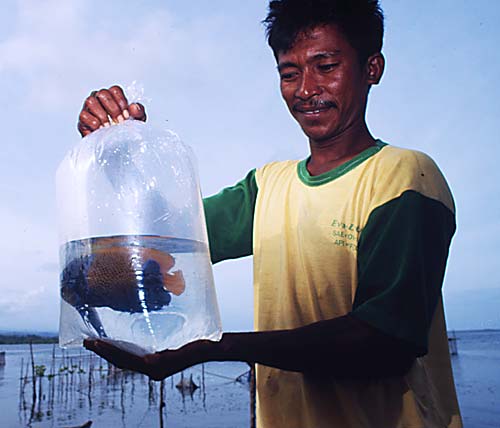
4, 331, 500, 427
0, 351, 5, 386
11, 344, 252, 428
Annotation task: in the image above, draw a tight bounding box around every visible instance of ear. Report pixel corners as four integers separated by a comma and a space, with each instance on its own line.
366, 53, 385, 85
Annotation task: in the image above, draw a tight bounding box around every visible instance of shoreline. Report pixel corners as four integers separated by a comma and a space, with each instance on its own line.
0, 334, 58, 345
1, 328, 498, 345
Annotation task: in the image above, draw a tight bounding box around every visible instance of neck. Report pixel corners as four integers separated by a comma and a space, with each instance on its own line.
307, 121, 376, 176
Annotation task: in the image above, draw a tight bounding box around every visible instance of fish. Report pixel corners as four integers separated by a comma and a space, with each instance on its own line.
60, 244, 185, 337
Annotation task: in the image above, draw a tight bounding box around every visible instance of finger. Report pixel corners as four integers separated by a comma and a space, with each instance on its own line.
77, 121, 93, 137
84, 94, 111, 127
129, 103, 147, 121
83, 339, 122, 363
96, 89, 123, 123
84, 339, 145, 372
79, 110, 101, 133
108, 85, 130, 119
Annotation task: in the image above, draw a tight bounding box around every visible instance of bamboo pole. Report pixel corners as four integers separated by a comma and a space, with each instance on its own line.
250, 364, 256, 428
159, 379, 166, 428
19, 357, 24, 401
29, 342, 36, 404
88, 353, 93, 409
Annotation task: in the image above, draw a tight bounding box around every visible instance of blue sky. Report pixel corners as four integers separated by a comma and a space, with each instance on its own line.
0, 0, 499, 332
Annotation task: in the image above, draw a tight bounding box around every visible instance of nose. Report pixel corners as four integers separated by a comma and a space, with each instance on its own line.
295, 70, 321, 100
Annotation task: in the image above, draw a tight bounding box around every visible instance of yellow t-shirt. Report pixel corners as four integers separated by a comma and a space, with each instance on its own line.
204, 141, 462, 428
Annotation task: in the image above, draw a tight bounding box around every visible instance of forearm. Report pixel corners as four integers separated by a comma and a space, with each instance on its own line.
202, 314, 416, 379
87, 313, 417, 381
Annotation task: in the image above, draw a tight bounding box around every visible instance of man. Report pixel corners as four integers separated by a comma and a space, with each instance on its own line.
80, 0, 462, 426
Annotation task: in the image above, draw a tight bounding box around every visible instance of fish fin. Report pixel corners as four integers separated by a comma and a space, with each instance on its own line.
163, 270, 185, 296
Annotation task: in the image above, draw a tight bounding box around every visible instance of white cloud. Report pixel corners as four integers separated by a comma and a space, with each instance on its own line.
0, 1, 165, 109
0, 1, 268, 113
0, 0, 84, 69
0, 207, 59, 330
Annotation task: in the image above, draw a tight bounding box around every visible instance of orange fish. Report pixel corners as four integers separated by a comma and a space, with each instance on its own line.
61, 245, 185, 315
88, 245, 185, 297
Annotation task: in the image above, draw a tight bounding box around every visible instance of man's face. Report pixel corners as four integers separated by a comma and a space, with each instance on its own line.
277, 25, 370, 144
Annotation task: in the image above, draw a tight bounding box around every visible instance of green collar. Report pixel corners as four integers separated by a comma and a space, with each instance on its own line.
297, 140, 387, 186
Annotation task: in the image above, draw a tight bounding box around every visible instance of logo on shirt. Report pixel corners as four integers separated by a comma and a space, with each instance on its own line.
330, 219, 361, 252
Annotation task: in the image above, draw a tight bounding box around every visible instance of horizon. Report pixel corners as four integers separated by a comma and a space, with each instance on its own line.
3, 326, 500, 337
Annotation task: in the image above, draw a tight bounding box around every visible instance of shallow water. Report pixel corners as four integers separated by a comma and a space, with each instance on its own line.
450, 330, 500, 428
0, 344, 251, 428
1, 330, 499, 427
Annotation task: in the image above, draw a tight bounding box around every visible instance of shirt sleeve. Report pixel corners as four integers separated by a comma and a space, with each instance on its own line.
203, 169, 258, 264
351, 189, 456, 355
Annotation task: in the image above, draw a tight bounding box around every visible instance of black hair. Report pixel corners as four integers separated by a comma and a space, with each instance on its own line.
263, 0, 384, 65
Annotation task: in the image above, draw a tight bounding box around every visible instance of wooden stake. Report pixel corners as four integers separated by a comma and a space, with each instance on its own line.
29, 342, 36, 404
250, 364, 256, 428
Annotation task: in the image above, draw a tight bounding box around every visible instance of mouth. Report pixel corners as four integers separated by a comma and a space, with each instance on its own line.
293, 100, 336, 116
297, 108, 330, 115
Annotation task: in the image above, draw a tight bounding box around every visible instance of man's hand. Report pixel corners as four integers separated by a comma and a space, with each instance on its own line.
84, 314, 416, 382
84, 338, 215, 381
78, 85, 147, 137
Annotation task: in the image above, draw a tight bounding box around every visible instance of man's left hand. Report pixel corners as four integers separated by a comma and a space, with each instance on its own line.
83, 338, 212, 381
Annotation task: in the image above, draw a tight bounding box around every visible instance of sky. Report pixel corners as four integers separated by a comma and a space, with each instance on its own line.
0, 0, 499, 333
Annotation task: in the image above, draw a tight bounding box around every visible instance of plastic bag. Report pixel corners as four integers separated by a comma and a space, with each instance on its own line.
56, 119, 222, 354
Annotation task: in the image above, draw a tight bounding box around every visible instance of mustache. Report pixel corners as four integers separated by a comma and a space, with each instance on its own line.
293, 99, 337, 111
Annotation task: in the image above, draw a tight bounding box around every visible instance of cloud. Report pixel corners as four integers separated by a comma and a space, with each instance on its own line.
0, 206, 59, 330
0, 0, 170, 109
0, 0, 82, 69
0, 0, 271, 113
444, 287, 500, 330
37, 262, 59, 273
0, 284, 50, 314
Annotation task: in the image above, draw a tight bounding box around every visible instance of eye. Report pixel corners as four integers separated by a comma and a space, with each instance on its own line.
317, 63, 339, 72
280, 72, 298, 81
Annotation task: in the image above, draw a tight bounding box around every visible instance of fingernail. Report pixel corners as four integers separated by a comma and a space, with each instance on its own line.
104, 122, 110, 127
117, 114, 125, 123
99, 125, 103, 129
123, 109, 130, 119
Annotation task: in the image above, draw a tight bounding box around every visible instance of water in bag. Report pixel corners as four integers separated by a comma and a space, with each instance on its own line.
56, 120, 222, 353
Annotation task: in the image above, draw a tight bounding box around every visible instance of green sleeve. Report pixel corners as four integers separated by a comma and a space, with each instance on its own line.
203, 169, 258, 264
352, 190, 456, 355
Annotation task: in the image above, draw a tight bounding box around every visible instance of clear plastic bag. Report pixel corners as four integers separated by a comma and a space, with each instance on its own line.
56, 120, 222, 354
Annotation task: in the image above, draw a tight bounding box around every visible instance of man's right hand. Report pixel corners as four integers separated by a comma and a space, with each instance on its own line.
78, 85, 147, 137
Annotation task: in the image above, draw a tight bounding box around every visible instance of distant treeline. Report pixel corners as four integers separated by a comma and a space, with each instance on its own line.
0, 334, 58, 344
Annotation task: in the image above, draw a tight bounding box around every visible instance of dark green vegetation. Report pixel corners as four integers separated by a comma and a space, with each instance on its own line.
0, 334, 58, 344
